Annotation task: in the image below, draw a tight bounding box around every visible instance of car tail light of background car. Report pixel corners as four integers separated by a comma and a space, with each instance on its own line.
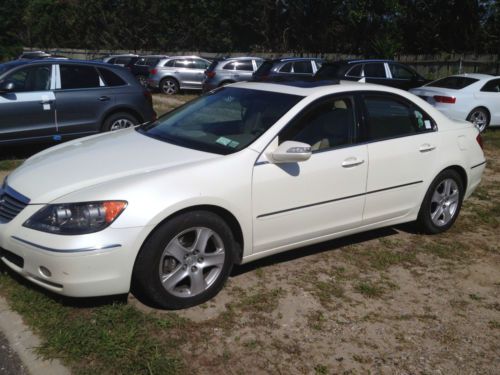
205, 71, 216, 78
476, 133, 484, 149
150, 68, 157, 75
433, 95, 456, 104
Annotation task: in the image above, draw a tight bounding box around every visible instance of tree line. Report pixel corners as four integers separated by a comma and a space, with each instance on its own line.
1, 0, 499, 61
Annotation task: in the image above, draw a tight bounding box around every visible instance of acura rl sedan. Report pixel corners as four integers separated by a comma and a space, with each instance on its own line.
0, 81, 485, 309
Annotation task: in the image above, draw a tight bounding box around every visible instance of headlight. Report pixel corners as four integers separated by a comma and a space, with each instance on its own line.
24, 201, 127, 235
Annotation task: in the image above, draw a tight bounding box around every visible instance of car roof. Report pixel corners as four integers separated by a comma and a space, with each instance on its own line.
139, 55, 169, 58
221, 56, 263, 61
0, 58, 123, 71
447, 73, 495, 80
268, 57, 322, 63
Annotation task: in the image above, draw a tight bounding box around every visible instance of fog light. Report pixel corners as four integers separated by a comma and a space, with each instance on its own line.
39, 266, 52, 278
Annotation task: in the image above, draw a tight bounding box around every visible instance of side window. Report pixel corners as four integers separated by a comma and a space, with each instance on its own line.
481, 79, 500, 92
3, 65, 52, 92
193, 60, 209, 69
114, 57, 132, 66
363, 63, 386, 78
346, 64, 362, 77
279, 97, 355, 151
389, 64, 415, 80
135, 57, 147, 66
174, 60, 191, 68
293, 61, 313, 74
146, 58, 160, 67
362, 95, 435, 142
60, 65, 100, 89
107, 58, 116, 64
98, 68, 126, 86
234, 60, 254, 71
223, 62, 236, 70
164, 60, 175, 67
279, 62, 292, 73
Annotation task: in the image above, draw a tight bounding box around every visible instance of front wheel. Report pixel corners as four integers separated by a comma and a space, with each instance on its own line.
132, 211, 235, 309
417, 169, 464, 234
467, 107, 489, 133
160, 78, 179, 95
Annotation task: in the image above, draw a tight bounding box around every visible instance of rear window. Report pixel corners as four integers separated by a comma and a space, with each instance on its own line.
60, 64, 100, 89
98, 68, 126, 86
427, 76, 478, 89
363, 63, 386, 78
293, 61, 312, 74
207, 60, 220, 71
254, 61, 274, 76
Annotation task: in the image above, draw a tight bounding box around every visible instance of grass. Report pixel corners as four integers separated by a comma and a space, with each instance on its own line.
354, 281, 385, 298
0, 159, 23, 171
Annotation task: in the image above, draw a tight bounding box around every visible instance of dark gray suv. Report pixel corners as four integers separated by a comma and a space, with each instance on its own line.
0, 59, 156, 145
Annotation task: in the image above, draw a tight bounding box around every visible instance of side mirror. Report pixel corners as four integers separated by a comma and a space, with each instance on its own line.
0, 82, 14, 94
268, 141, 312, 163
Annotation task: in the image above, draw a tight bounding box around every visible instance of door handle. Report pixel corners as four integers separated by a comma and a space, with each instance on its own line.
419, 143, 436, 153
39, 99, 53, 104
98, 96, 110, 101
342, 157, 365, 168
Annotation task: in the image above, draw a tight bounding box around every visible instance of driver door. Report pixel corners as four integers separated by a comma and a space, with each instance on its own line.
0, 64, 56, 143
251, 95, 368, 254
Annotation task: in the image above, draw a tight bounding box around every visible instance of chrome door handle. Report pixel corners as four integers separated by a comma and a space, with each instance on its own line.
98, 96, 110, 101
342, 158, 365, 168
419, 144, 436, 152
39, 99, 53, 104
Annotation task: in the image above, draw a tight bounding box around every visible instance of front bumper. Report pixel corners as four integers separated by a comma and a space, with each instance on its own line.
0, 205, 151, 297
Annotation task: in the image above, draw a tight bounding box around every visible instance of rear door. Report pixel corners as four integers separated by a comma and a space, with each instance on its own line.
476, 78, 500, 125
54, 64, 115, 136
0, 63, 56, 143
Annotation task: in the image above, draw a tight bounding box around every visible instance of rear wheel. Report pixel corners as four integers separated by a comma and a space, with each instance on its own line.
137, 75, 148, 87
132, 211, 235, 309
160, 78, 179, 95
467, 107, 489, 133
102, 112, 138, 132
417, 169, 464, 234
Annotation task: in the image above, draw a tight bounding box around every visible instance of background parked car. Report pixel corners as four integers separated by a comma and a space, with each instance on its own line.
102, 54, 139, 67
202, 56, 263, 92
148, 56, 211, 95
315, 59, 428, 90
0, 59, 155, 145
18, 51, 52, 59
410, 73, 500, 132
252, 57, 323, 82
130, 55, 168, 87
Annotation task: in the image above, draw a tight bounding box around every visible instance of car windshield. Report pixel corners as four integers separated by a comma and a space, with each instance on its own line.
426, 76, 479, 89
138, 87, 302, 155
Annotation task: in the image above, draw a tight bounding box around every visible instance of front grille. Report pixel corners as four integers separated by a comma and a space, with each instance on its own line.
0, 186, 30, 223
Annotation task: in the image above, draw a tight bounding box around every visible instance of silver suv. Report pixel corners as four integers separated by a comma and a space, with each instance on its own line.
147, 56, 211, 95
202, 56, 264, 92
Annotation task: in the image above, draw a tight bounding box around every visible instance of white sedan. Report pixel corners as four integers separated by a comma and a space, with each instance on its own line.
410, 73, 500, 132
0, 81, 485, 309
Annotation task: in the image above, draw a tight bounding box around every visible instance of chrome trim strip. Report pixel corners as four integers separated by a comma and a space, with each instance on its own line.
11, 236, 121, 253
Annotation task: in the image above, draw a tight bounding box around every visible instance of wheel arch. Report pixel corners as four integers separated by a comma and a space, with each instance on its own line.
444, 165, 468, 191
138, 204, 245, 265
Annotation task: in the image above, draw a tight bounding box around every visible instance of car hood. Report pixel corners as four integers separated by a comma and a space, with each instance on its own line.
6, 128, 219, 203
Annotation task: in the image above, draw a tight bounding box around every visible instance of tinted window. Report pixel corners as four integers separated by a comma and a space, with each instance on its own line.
315, 63, 342, 79
223, 62, 236, 70
293, 61, 313, 74
98, 68, 126, 86
173, 60, 192, 68
193, 59, 209, 69
139, 87, 302, 155
280, 62, 292, 73
346, 64, 362, 77
114, 57, 133, 65
136, 57, 160, 67
234, 60, 253, 71
280, 97, 354, 151
427, 76, 478, 89
362, 95, 435, 141
3, 64, 51, 92
480, 79, 500, 92
363, 63, 386, 78
60, 64, 100, 89
389, 64, 415, 79
164, 60, 175, 67
254, 61, 274, 76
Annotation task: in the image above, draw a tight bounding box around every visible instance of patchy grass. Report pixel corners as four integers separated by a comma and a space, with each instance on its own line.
354, 281, 385, 298
0, 159, 23, 171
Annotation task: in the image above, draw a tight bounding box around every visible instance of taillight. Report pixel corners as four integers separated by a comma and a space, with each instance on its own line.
143, 90, 152, 106
476, 133, 484, 149
433, 95, 456, 104
205, 71, 216, 78
150, 68, 157, 75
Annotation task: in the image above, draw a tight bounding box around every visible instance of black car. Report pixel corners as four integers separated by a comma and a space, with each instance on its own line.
0, 59, 156, 145
252, 57, 323, 82
130, 55, 168, 87
315, 59, 428, 90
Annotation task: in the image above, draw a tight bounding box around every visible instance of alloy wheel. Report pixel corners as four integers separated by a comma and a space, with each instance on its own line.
430, 178, 459, 227
109, 118, 135, 131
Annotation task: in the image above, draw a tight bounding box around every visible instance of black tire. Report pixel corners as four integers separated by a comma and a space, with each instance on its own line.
417, 169, 464, 234
102, 112, 138, 132
466, 107, 490, 133
132, 211, 235, 309
137, 75, 148, 87
160, 77, 179, 95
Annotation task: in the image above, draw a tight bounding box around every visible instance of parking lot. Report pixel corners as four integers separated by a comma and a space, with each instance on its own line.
0, 94, 498, 374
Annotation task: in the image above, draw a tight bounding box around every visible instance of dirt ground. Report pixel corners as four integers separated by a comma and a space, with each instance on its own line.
131, 134, 500, 374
